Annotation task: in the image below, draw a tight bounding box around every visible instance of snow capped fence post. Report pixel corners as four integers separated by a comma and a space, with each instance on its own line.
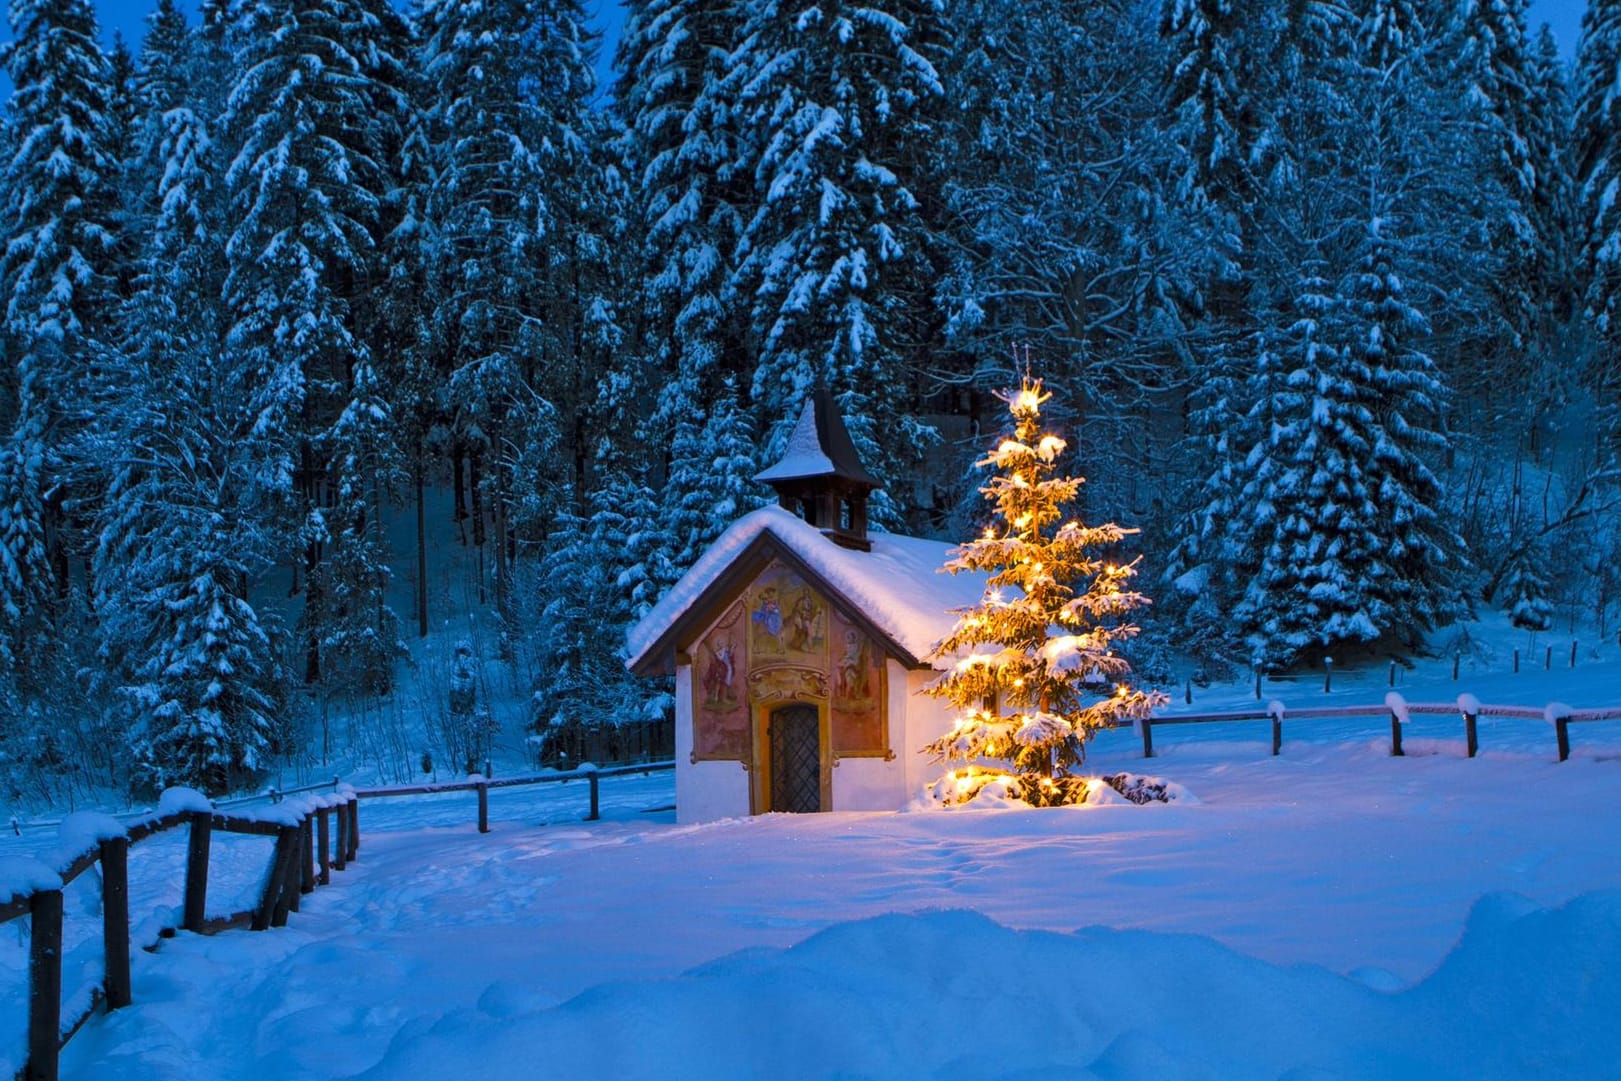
1387, 693, 1408, 757
99, 835, 132, 1011
1268, 701, 1286, 756
183, 812, 212, 934
1323, 657, 1333, 694
1547, 703, 1573, 762
28, 885, 63, 1081
587, 770, 602, 821
1458, 695, 1481, 759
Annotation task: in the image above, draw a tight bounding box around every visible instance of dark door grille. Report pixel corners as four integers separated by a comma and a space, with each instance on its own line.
769, 704, 821, 813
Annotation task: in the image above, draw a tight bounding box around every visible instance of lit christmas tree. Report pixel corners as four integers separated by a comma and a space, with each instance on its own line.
924, 378, 1166, 806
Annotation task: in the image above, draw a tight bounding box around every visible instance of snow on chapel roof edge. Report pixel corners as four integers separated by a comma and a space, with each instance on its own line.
624, 505, 986, 671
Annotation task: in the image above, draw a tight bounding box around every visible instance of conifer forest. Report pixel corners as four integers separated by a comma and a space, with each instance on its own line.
1, 0, 1618, 799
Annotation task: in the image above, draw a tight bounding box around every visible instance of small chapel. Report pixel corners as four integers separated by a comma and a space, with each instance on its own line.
626, 389, 985, 823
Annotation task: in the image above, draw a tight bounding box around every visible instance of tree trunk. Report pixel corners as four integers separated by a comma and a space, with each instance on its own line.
416, 442, 428, 638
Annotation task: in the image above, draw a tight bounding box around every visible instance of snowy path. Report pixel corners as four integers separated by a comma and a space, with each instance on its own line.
38, 722, 1621, 1079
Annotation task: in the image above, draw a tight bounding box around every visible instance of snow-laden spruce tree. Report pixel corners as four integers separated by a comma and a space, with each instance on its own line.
727, 0, 947, 502
923, 378, 1166, 807
219, 0, 406, 687
94, 0, 288, 793
664, 375, 761, 574
0, 0, 118, 675
1576, 0, 1621, 421
419, 0, 621, 623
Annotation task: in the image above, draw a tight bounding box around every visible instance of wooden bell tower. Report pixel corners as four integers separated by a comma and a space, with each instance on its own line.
754, 386, 881, 552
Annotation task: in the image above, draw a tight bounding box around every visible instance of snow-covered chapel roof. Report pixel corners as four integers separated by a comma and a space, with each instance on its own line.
626, 505, 988, 676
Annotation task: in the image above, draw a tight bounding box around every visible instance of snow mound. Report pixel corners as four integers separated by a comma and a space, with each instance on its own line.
351, 894, 1621, 1080
1103, 773, 1198, 806
158, 787, 212, 815
908, 772, 1195, 810
0, 855, 60, 901
52, 811, 128, 862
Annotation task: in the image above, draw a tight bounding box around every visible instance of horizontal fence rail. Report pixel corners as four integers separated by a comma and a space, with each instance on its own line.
3, 761, 673, 1081
355, 761, 676, 832
1127, 696, 1621, 762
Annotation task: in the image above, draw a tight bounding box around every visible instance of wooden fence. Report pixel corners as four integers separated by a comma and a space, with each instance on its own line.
1131, 695, 1621, 762
2, 762, 672, 1081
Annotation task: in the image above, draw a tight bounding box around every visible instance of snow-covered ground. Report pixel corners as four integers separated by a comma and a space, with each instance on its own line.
4, 624, 1621, 1078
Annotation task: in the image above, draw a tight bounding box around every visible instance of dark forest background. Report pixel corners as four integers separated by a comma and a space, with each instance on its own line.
2, 0, 1619, 798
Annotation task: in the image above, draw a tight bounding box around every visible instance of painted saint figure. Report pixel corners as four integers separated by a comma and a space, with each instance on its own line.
752, 588, 783, 638
785, 589, 821, 653
702, 640, 737, 706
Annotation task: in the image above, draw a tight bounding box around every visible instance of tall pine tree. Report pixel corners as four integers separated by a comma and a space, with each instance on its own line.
219, 0, 404, 690
0, 0, 119, 678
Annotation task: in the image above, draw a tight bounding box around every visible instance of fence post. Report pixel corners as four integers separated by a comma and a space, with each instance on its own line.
1570, 641, 1578, 668
99, 836, 132, 1011
1556, 715, 1571, 762
1389, 711, 1404, 757
317, 809, 331, 885
1271, 714, 1282, 756
587, 771, 601, 821
1323, 657, 1333, 694
1452, 654, 1460, 681
346, 799, 359, 861
1139, 717, 1154, 759
183, 811, 212, 934
277, 822, 302, 922
300, 817, 315, 895
477, 782, 490, 834
1463, 710, 1478, 759
1544, 645, 1552, 670
256, 824, 301, 930
27, 886, 63, 1081
333, 804, 347, 872
1388, 660, 1396, 688
1513, 648, 1519, 673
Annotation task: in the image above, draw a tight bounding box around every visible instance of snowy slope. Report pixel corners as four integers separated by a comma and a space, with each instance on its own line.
20, 697, 1620, 1080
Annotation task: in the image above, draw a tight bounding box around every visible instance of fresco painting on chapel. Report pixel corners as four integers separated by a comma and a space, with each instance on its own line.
690, 562, 888, 762
692, 601, 750, 759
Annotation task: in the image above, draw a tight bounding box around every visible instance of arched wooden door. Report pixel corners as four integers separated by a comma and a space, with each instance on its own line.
768, 703, 822, 813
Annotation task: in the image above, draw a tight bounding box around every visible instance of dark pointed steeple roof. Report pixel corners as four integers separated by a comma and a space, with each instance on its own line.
753, 384, 879, 489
